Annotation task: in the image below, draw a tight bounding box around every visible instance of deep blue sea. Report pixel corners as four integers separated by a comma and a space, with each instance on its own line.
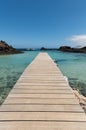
0, 50, 86, 104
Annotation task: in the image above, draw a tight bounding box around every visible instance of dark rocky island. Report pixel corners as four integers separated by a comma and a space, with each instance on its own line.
40, 47, 47, 50
40, 47, 58, 51
0, 40, 23, 55
59, 46, 86, 53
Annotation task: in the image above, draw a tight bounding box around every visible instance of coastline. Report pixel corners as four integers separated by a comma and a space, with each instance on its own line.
0, 40, 23, 55
73, 89, 86, 113
59, 46, 86, 53
65, 76, 86, 113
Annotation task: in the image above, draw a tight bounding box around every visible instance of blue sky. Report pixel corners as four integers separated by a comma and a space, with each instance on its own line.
0, 0, 86, 48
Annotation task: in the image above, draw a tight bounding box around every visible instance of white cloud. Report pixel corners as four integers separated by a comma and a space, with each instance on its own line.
68, 35, 86, 46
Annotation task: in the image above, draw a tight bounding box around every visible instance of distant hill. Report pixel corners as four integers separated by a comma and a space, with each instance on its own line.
0, 40, 23, 55
59, 46, 86, 53
40, 47, 58, 50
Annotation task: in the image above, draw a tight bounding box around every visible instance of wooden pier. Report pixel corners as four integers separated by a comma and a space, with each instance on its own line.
0, 53, 86, 130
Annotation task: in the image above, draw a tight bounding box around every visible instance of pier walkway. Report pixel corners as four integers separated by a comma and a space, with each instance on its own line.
0, 53, 86, 130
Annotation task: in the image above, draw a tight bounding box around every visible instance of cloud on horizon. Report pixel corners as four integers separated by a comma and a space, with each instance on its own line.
68, 35, 86, 46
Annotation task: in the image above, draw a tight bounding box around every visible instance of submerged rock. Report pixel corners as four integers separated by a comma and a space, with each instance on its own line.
0, 40, 23, 55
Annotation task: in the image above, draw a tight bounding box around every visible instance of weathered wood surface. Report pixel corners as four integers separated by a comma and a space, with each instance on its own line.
0, 52, 86, 130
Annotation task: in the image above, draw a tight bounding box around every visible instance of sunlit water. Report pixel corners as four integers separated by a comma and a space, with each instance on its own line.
0, 50, 86, 104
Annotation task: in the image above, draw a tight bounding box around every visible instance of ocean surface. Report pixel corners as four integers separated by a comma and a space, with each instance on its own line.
0, 50, 86, 104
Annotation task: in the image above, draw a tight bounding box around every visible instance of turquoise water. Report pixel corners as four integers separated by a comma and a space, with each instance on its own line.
0, 50, 86, 104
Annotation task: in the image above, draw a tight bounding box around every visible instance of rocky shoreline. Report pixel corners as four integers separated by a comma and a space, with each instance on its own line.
0, 40, 23, 55
73, 89, 86, 113
64, 76, 86, 113
59, 46, 86, 53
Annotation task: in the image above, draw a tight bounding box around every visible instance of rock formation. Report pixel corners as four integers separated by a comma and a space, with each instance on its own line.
40, 47, 47, 50
73, 89, 86, 113
0, 40, 23, 55
59, 46, 86, 53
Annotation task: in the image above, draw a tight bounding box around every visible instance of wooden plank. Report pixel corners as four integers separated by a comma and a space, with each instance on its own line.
0, 121, 86, 130
7, 93, 75, 98
0, 104, 83, 112
15, 83, 69, 86
17, 81, 67, 84
14, 84, 69, 88
19, 77, 65, 79
10, 89, 72, 94
3, 98, 79, 105
0, 112, 85, 121
13, 86, 71, 89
